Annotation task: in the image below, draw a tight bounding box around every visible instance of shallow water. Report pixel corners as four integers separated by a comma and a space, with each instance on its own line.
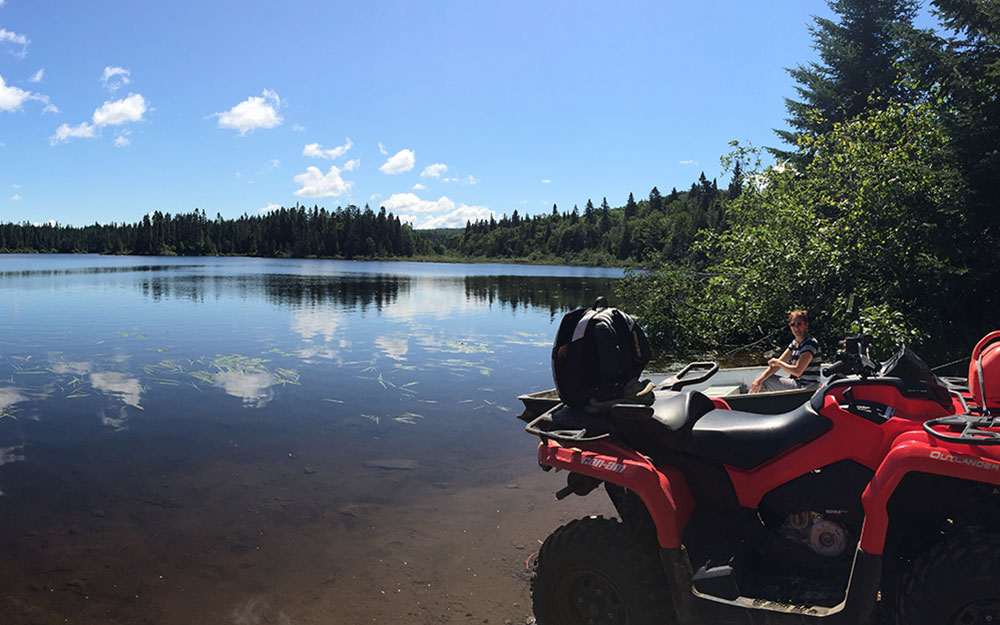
0, 255, 621, 624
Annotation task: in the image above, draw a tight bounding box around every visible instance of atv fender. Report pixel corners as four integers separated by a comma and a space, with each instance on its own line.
860, 430, 1000, 554
537, 438, 695, 548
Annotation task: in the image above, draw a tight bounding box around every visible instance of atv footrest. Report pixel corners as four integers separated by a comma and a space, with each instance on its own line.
692, 563, 740, 600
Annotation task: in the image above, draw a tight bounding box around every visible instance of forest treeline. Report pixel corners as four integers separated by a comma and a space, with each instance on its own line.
449, 173, 731, 266
0, 204, 435, 258
0, 176, 727, 266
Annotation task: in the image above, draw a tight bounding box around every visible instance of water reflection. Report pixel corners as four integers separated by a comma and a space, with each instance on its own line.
140, 273, 412, 311
464, 274, 618, 317
375, 335, 409, 361
0, 387, 27, 417
131, 272, 618, 317
0, 264, 205, 279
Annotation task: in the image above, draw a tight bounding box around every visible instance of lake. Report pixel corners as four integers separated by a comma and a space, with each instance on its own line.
0, 254, 622, 625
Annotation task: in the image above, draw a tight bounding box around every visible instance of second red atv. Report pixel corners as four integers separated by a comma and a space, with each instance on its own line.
520, 332, 1000, 625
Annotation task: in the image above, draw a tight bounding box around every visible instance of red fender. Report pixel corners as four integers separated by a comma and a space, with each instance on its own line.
537, 439, 695, 548
859, 431, 1000, 554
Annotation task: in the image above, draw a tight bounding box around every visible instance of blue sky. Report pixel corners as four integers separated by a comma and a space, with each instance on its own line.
0, 1, 842, 229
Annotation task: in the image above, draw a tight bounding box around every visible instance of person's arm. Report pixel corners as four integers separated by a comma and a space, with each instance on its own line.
750, 348, 791, 393
772, 350, 813, 377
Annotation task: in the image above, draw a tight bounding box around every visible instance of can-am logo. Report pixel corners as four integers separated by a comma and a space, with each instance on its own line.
929, 450, 1000, 472
580, 456, 626, 473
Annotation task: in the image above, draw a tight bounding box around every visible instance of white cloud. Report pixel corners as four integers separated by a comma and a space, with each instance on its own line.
101, 66, 130, 92
0, 74, 51, 112
293, 165, 352, 198
259, 203, 281, 213
381, 193, 455, 214
421, 163, 448, 178
92, 93, 147, 126
303, 138, 353, 160
10, 193, 21, 200
0, 28, 29, 58
678, 159, 698, 165
380, 149, 415, 174
342, 158, 359, 171
378, 142, 387, 155
264, 158, 280, 170
369, 193, 382, 201
49, 121, 97, 145
29, 69, 43, 83
214, 89, 282, 135
419, 204, 493, 229
114, 134, 131, 148
464, 175, 479, 185
11, 183, 19, 188
443, 177, 458, 183
541, 179, 552, 184
412, 183, 426, 191
292, 124, 305, 132
377, 194, 496, 228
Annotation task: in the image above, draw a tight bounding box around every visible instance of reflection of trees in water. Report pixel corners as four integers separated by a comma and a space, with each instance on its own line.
463, 275, 620, 318
0, 265, 204, 279
139, 274, 411, 311
137, 272, 620, 316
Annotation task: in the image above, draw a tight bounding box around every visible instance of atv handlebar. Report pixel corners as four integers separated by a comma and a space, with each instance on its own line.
822, 335, 878, 379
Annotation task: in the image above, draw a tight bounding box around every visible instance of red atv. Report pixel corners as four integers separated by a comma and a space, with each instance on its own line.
520, 332, 1000, 625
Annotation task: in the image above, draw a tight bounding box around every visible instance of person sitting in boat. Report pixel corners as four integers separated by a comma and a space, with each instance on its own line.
749, 310, 821, 393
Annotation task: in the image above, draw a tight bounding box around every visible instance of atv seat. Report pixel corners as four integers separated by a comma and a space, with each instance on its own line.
674, 403, 832, 470
610, 390, 716, 432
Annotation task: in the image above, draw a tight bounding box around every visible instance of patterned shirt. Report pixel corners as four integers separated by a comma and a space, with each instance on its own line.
789, 336, 821, 386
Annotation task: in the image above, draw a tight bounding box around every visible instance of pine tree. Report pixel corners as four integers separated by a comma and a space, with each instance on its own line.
775, 0, 919, 160
649, 187, 662, 213
625, 192, 638, 220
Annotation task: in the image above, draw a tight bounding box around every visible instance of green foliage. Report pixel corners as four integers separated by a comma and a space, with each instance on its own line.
451, 179, 734, 267
622, 99, 968, 359
616, 267, 708, 354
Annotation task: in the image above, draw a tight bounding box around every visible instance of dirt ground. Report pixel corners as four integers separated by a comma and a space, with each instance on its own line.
0, 414, 615, 625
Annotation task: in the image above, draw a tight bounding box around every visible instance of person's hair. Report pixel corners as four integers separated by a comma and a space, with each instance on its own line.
788, 310, 809, 324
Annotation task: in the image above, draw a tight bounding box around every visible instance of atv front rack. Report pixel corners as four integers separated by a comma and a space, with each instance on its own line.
924, 413, 1000, 445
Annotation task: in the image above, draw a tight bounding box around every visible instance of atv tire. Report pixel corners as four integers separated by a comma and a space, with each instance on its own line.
893, 526, 1000, 625
532, 515, 674, 625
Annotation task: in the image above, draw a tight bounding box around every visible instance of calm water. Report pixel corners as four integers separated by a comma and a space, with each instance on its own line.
0, 254, 621, 624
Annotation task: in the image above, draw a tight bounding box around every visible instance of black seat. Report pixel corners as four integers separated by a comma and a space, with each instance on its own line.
674, 403, 832, 470
611, 390, 717, 432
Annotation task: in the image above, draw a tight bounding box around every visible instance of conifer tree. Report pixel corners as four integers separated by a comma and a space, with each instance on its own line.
775, 0, 919, 160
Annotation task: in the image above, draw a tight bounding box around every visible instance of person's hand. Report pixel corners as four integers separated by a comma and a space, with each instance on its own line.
749, 378, 763, 394
768, 358, 782, 369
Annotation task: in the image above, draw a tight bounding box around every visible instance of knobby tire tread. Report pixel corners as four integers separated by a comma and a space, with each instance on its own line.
893, 526, 1000, 625
531, 515, 674, 625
